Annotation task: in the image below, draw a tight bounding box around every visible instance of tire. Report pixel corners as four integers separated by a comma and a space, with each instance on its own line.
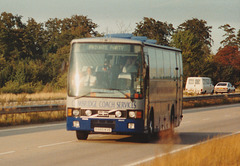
149, 112, 154, 136
170, 106, 175, 131
76, 131, 88, 140
159, 107, 175, 138
139, 111, 154, 143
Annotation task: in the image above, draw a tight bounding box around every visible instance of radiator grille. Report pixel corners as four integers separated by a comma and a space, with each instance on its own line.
91, 120, 116, 129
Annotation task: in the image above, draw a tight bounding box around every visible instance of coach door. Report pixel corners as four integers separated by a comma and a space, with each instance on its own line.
143, 48, 150, 129
175, 52, 183, 125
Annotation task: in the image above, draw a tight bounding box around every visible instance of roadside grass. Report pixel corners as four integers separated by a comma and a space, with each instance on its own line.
0, 92, 66, 107
144, 133, 240, 166
183, 96, 240, 108
0, 110, 66, 127
0, 92, 67, 127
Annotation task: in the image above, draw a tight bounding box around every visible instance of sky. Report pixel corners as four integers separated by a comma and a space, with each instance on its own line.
0, 0, 239, 54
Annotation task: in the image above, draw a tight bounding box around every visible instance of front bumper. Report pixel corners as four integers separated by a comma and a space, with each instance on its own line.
66, 117, 145, 134
214, 89, 228, 93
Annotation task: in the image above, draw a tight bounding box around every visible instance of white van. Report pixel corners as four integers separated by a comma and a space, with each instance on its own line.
185, 77, 214, 94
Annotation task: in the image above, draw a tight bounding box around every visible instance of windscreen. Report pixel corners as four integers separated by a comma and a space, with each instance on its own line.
217, 83, 227, 86
68, 43, 143, 98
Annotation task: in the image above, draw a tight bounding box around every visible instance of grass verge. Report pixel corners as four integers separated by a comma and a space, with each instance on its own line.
0, 110, 66, 127
0, 92, 66, 127
0, 92, 66, 106
183, 96, 240, 108
144, 133, 240, 166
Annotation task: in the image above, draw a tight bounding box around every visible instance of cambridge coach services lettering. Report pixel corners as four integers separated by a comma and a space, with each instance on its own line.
77, 100, 97, 107
116, 101, 136, 109
77, 100, 137, 109
99, 101, 136, 109
99, 101, 115, 108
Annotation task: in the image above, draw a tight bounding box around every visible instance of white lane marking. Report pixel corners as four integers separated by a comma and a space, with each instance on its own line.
225, 115, 231, 117
182, 121, 191, 124
0, 151, 15, 156
0, 123, 65, 133
125, 131, 240, 166
125, 144, 196, 166
38, 140, 73, 148
202, 118, 210, 121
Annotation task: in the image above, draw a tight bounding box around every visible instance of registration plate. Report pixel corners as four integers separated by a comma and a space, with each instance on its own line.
94, 127, 112, 133
98, 111, 109, 116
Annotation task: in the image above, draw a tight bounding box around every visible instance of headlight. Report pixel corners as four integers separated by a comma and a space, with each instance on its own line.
128, 111, 142, 119
85, 110, 92, 116
129, 111, 136, 118
72, 109, 80, 116
115, 111, 122, 118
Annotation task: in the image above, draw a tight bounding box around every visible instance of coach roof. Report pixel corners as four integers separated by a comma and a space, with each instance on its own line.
71, 33, 181, 52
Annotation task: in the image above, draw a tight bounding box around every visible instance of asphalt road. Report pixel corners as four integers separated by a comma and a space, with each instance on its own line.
0, 103, 240, 166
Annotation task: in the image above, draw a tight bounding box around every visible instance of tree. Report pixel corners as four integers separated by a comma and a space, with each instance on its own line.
171, 30, 204, 79
133, 17, 174, 46
178, 18, 213, 48
237, 29, 240, 46
44, 18, 62, 53
59, 15, 98, 46
0, 12, 25, 61
215, 45, 240, 70
214, 45, 240, 85
24, 18, 46, 59
0, 12, 100, 93
0, 13, 45, 60
171, 18, 214, 82
0, 12, 25, 87
219, 24, 239, 48
44, 15, 99, 53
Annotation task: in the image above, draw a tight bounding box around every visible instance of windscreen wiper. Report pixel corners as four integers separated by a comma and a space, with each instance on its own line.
107, 88, 132, 99
74, 88, 132, 100
74, 92, 92, 100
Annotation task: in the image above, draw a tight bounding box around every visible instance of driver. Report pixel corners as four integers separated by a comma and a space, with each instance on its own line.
83, 67, 96, 87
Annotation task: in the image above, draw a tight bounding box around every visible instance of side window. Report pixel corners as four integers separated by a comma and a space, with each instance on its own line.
148, 48, 157, 79
179, 52, 183, 77
163, 50, 171, 78
143, 47, 149, 66
156, 49, 164, 78
189, 79, 194, 84
170, 51, 176, 79
195, 79, 200, 84
176, 52, 180, 78
203, 79, 209, 84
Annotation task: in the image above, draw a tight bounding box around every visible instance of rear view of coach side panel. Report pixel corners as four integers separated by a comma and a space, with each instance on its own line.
144, 45, 183, 133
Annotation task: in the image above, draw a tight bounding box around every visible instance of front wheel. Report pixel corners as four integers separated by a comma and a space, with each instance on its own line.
170, 107, 175, 131
139, 114, 154, 143
76, 131, 88, 140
